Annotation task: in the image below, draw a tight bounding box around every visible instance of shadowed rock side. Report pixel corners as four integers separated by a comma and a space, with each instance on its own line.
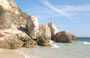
48, 22, 59, 40
54, 31, 77, 43
37, 23, 51, 46
16, 32, 37, 48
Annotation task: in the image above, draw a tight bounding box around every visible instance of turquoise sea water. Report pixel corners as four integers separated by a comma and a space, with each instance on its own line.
17, 37, 90, 58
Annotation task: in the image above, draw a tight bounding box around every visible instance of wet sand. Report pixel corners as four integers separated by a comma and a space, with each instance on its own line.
0, 48, 25, 58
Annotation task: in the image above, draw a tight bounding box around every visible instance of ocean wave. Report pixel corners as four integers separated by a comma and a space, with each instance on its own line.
84, 42, 90, 45
16, 50, 30, 58
50, 40, 59, 48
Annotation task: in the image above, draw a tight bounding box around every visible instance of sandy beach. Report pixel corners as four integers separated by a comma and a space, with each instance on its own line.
0, 48, 26, 58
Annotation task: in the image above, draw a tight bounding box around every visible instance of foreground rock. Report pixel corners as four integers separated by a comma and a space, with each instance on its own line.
26, 15, 39, 39
48, 22, 59, 40
16, 32, 37, 48
37, 23, 51, 46
0, 33, 23, 49
54, 31, 77, 43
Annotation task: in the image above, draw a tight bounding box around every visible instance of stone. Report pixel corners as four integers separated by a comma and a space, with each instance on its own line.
54, 31, 77, 43
48, 22, 59, 40
0, 5, 28, 29
24, 40, 37, 48
26, 15, 39, 39
16, 32, 37, 48
37, 23, 51, 46
0, 33, 23, 49
0, 0, 20, 14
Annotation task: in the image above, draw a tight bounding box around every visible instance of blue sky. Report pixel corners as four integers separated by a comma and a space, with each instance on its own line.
15, 0, 90, 37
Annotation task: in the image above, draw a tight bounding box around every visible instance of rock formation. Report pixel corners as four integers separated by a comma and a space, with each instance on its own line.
0, 0, 20, 14
37, 23, 51, 46
54, 31, 77, 43
0, 0, 77, 49
48, 22, 59, 40
26, 15, 39, 39
16, 32, 37, 48
0, 32, 23, 49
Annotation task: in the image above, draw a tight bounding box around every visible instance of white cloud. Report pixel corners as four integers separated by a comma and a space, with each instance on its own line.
39, 0, 71, 19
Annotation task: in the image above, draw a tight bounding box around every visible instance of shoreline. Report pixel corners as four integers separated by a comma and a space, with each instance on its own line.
0, 48, 32, 58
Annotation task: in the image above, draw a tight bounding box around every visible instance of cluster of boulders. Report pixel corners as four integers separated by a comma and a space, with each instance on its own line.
26, 15, 77, 46
0, 0, 77, 49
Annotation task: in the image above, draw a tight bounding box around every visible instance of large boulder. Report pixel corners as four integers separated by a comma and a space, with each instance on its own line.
0, 33, 23, 49
48, 22, 59, 40
26, 15, 39, 39
54, 31, 77, 43
16, 32, 37, 48
37, 23, 51, 46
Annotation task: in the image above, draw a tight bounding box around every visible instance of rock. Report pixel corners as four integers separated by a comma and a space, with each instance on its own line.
48, 22, 59, 40
26, 15, 39, 39
54, 31, 77, 43
16, 32, 31, 42
37, 23, 51, 46
0, 5, 28, 29
0, 0, 20, 14
24, 40, 37, 48
0, 33, 23, 49
16, 32, 37, 48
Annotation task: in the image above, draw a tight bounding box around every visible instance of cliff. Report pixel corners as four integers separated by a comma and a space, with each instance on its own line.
0, 0, 77, 49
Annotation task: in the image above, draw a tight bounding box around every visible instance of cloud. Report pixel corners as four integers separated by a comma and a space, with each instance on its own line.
39, 0, 71, 19
24, 0, 90, 22
59, 5, 90, 12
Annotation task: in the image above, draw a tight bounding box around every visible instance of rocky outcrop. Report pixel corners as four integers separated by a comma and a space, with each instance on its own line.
48, 22, 59, 40
26, 15, 39, 39
37, 23, 51, 46
16, 32, 37, 48
0, 0, 20, 14
0, 32, 23, 49
0, 0, 78, 49
0, 5, 28, 29
54, 31, 77, 43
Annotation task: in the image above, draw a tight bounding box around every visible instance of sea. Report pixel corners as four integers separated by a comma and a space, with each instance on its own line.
16, 37, 90, 58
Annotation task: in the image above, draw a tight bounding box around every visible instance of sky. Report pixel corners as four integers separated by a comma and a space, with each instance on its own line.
15, 0, 90, 37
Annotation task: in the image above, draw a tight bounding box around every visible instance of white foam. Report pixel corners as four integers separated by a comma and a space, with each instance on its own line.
50, 40, 59, 48
16, 50, 30, 58
84, 42, 90, 45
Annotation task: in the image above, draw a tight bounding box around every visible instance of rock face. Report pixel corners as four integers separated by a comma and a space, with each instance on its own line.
0, 0, 19, 14
0, 5, 28, 29
48, 22, 59, 40
16, 32, 37, 48
0, 33, 23, 49
26, 15, 39, 39
37, 23, 51, 46
54, 31, 77, 43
